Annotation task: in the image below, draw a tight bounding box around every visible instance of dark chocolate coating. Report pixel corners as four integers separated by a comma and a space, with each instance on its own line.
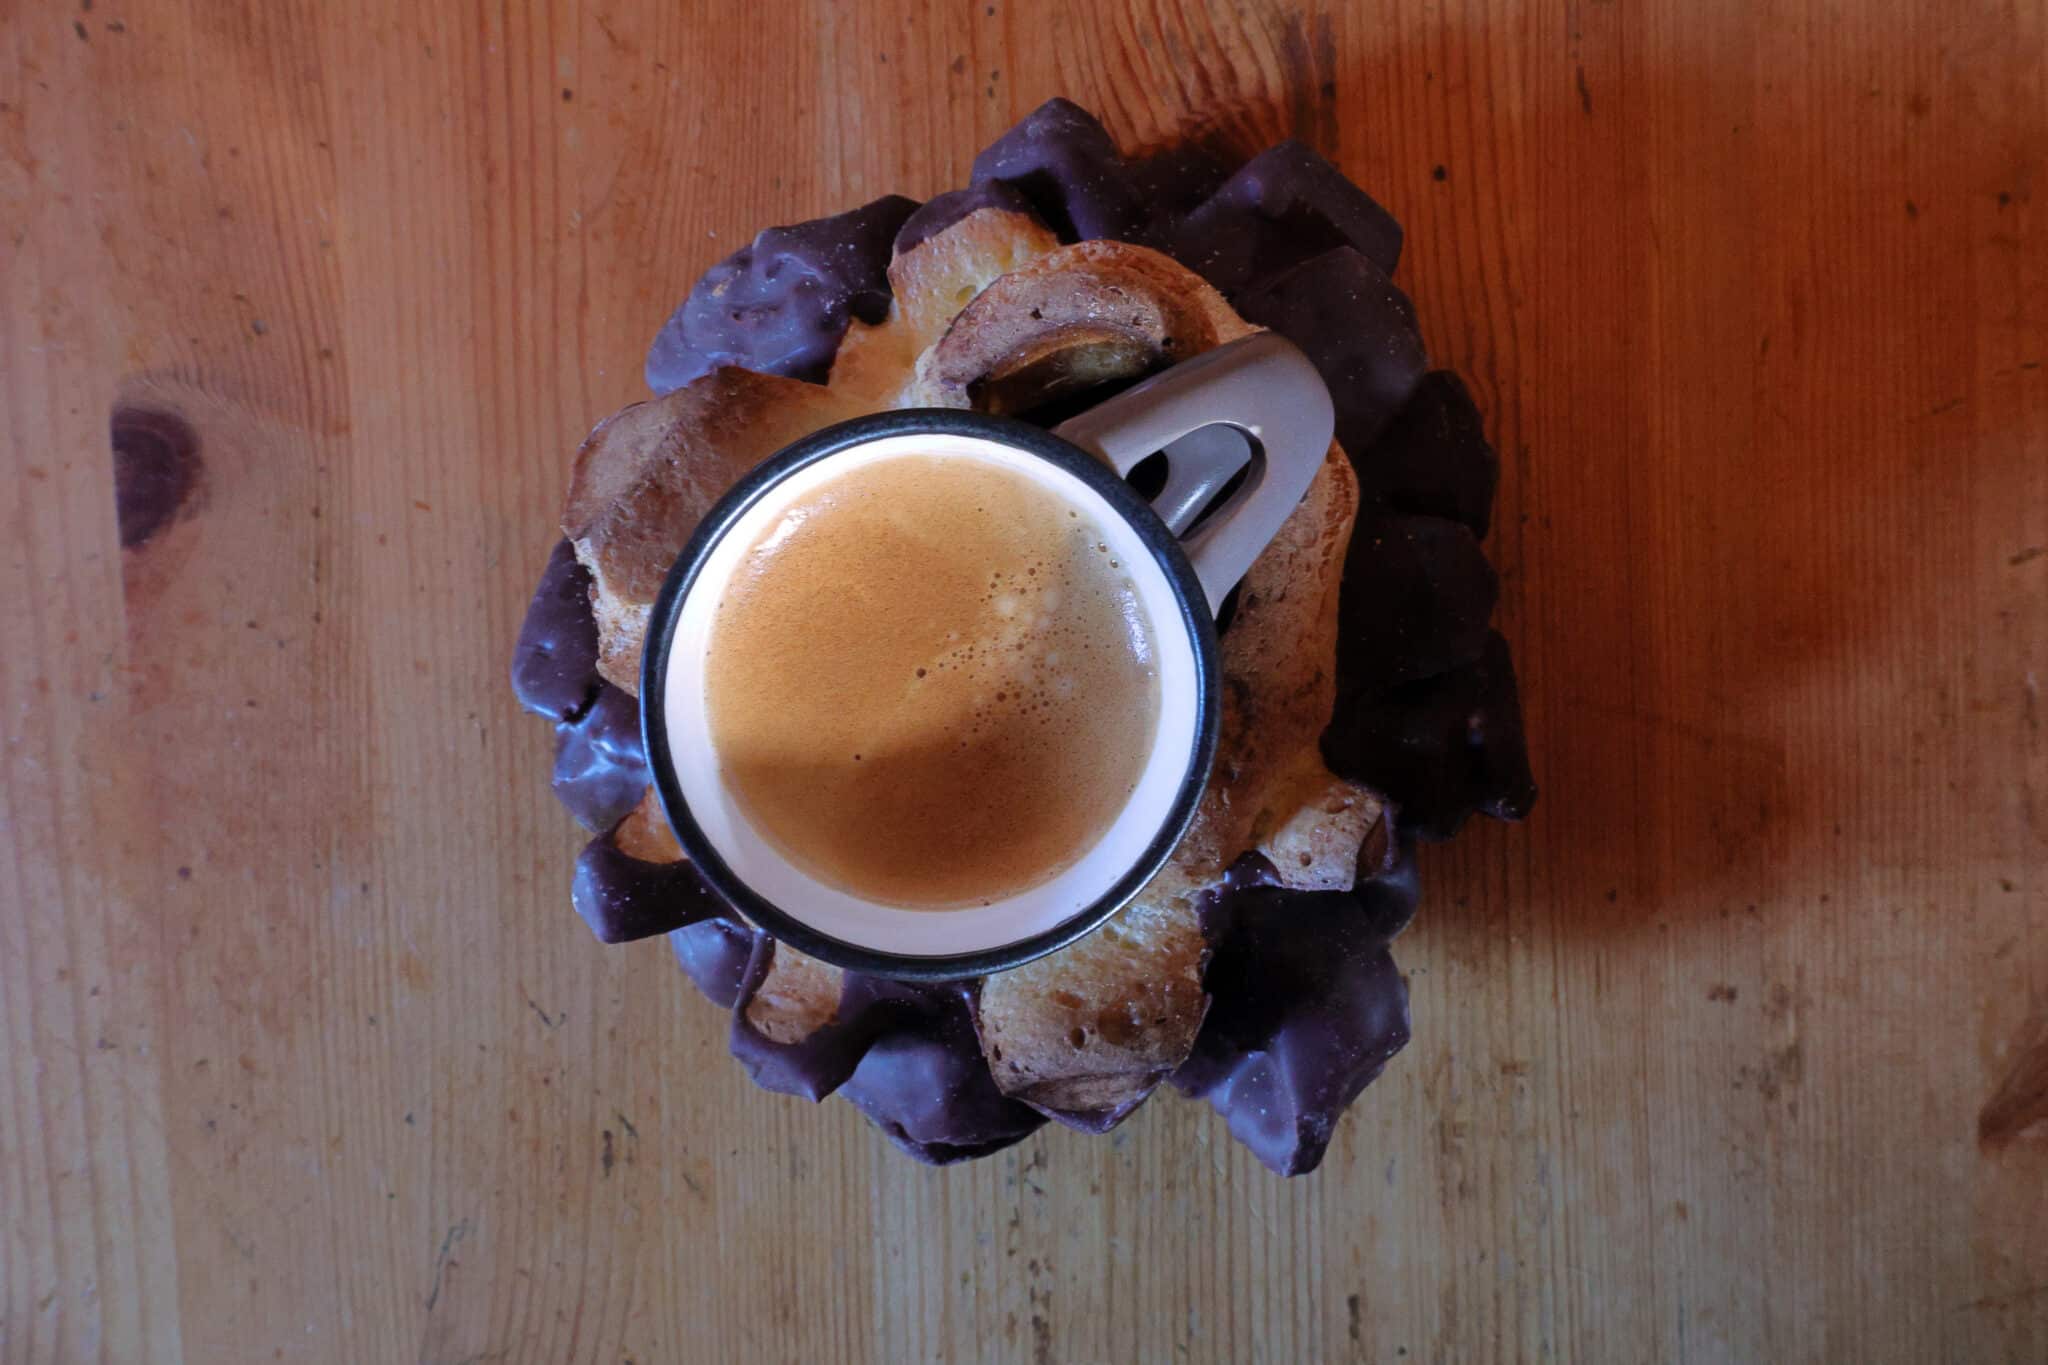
839, 993, 1047, 1163
1355, 371, 1500, 538
724, 950, 1045, 1160
669, 917, 760, 1008
1233, 246, 1428, 454
728, 945, 952, 1101
1336, 514, 1498, 689
644, 194, 920, 393
970, 97, 1146, 242
1026, 1093, 1152, 1136
893, 182, 1040, 255
1324, 630, 1537, 841
550, 684, 648, 832
1172, 855, 1419, 1176
573, 834, 724, 945
511, 539, 604, 722
1164, 140, 1404, 294
1127, 143, 1234, 229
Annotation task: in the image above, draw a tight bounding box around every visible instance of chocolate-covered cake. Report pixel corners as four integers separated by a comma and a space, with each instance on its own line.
512, 100, 1533, 1174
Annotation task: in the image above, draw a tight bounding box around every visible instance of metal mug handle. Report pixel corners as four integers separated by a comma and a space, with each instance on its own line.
1052, 331, 1333, 613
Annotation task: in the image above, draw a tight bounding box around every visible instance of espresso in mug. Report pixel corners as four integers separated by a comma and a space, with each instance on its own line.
704, 453, 1162, 909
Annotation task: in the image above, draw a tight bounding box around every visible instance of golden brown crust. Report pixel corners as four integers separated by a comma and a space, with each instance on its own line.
829, 207, 1062, 406
563, 370, 869, 692
975, 867, 1210, 1116
741, 943, 844, 1045
895, 208, 1064, 336
1256, 755, 1394, 891
612, 788, 683, 863
911, 239, 1256, 410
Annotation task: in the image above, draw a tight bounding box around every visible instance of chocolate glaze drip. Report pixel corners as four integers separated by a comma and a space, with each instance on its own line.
1172, 851, 1419, 1176
1323, 630, 1537, 840
1232, 246, 1428, 454
1125, 143, 1234, 230
511, 539, 603, 722
838, 991, 1047, 1163
669, 917, 760, 1008
893, 182, 1039, 255
724, 943, 1046, 1157
1353, 371, 1500, 539
508, 98, 1544, 1169
572, 835, 724, 945
728, 945, 946, 1100
510, 540, 652, 832
969, 97, 1148, 242
551, 685, 648, 833
1162, 139, 1404, 291
1334, 514, 1499, 692
645, 194, 920, 393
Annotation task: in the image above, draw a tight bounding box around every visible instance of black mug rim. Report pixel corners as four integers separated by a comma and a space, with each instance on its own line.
639, 408, 1222, 981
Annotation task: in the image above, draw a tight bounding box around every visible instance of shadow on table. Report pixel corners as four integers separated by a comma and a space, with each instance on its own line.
1156, 20, 2039, 936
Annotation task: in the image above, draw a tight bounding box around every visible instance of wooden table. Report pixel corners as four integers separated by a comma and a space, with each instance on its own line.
4, 2, 2043, 1361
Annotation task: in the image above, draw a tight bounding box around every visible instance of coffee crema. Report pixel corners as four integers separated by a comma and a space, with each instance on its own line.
705, 453, 1161, 909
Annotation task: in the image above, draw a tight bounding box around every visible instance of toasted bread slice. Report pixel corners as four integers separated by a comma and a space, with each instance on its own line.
742, 943, 844, 1045
563, 371, 871, 692
1256, 755, 1394, 891
830, 206, 1062, 406
612, 787, 683, 863
912, 237, 1255, 410
974, 865, 1210, 1127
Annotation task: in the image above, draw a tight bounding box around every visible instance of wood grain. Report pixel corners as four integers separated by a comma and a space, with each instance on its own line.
3, 1, 2044, 1361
